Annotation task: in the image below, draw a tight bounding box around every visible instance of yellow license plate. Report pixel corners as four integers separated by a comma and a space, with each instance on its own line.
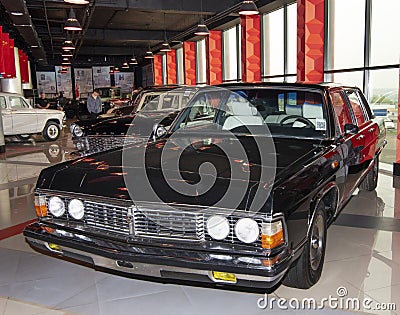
212, 271, 237, 283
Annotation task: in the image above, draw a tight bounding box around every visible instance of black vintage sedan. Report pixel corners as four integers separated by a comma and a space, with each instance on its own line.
24, 83, 385, 290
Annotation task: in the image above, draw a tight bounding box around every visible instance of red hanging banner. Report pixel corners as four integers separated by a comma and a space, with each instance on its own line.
0, 26, 5, 76
3, 32, 10, 77
183, 42, 196, 86
167, 50, 177, 84
9, 38, 16, 78
19, 49, 29, 84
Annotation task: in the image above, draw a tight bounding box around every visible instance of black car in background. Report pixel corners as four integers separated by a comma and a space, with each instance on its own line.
24, 83, 385, 290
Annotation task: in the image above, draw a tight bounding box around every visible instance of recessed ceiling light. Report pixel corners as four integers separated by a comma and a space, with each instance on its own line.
10, 12, 24, 16
31, 45, 39, 48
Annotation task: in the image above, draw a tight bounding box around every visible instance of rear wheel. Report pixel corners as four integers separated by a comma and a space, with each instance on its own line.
283, 201, 327, 289
43, 122, 60, 141
359, 156, 379, 191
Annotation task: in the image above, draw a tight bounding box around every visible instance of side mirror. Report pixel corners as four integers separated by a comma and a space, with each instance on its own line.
152, 123, 167, 141
344, 123, 359, 135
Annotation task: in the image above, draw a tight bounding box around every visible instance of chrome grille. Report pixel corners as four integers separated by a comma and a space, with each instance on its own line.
134, 209, 205, 242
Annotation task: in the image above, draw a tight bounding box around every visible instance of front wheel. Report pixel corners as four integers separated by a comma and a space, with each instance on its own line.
43, 122, 60, 141
283, 201, 327, 289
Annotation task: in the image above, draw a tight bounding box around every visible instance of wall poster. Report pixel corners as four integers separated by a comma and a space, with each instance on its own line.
36, 71, 56, 95
92, 66, 111, 89
55, 66, 73, 98
114, 72, 134, 93
75, 68, 93, 99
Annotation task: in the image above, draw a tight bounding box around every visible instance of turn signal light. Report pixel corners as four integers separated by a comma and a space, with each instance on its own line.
35, 195, 48, 217
261, 221, 285, 249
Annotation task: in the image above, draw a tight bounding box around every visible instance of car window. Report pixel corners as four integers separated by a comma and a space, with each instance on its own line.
9, 97, 30, 109
179, 91, 222, 129
345, 90, 367, 126
330, 91, 353, 134
0, 97, 6, 109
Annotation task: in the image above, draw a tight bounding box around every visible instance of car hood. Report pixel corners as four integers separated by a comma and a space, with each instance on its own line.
37, 134, 326, 210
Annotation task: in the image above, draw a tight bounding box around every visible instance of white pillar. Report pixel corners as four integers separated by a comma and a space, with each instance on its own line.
0, 47, 22, 95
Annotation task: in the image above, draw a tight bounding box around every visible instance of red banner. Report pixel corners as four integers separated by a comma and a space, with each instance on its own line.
207, 30, 223, 85
19, 49, 29, 84
240, 15, 261, 82
153, 54, 163, 85
0, 26, 5, 76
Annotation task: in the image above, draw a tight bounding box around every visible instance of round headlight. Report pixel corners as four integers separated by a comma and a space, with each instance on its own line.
73, 125, 84, 137
235, 218, 259, 244
207, 215, 230, 240
48, 196, 65, 217
68, 199, 85, 220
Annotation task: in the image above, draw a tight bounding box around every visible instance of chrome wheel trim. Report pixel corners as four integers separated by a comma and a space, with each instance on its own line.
47, 125, 59, 139
310, 213, 324, 271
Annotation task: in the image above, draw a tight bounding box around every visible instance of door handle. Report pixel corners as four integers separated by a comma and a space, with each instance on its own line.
368, 128, 375, 133
357, 135, 365, 140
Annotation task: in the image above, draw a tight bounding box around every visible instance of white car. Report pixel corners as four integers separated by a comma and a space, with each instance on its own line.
0, 92, 65, 141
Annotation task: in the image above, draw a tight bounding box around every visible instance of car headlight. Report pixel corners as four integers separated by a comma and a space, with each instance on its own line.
235, 218, 259, 244
48, 196, 65, 217
68, 199, 85, 220
207, 215, 230, 240
73, 125, 84, 137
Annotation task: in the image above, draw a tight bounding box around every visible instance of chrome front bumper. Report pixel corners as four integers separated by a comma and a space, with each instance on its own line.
24, 222, 291, 289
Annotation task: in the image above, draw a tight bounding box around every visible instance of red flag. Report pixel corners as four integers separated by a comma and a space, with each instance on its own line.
9, 38, 16, 78
19, 49, 29, 83
0, 26, 4, 76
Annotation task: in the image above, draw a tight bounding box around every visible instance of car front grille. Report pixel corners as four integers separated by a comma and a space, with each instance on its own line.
40, 193, 265, 246
134, 209, 205, 242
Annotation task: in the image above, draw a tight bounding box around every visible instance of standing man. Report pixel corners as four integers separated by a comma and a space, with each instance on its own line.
36, 92, 50, 109
87, 89, 102, 120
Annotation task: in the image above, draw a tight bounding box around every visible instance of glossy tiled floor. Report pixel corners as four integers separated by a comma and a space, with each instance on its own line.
0, 130, 399, 315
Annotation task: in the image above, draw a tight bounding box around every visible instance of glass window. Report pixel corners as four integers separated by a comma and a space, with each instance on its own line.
327, 0, 366, 70
345, 90, 367, 125
176, 47, 184, 85
262, 9, 284, 76
223, 26, 239, 81
0, 97, 6, 109
287, 3, 297, 75
9, 97, 29, 109
196, 39, 207, 84
332, 71, 364, 89
370, 0, 400, 66
330, 91, 353, 133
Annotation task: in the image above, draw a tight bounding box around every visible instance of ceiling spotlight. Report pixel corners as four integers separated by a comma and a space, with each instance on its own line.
130, 56, 138, 65
31, 45, 39, 48
10, 12, 24, 16
160, 41, 172, 52
64, 0, 89, 4
144, 51, 154, 59
239, 1, 259, 16
122, 62, 129, 69
64, 8, 82, 31
114, 67, 120, 72
194, 18, 210, 36
62, 62, 71, 65
62, 57, 70, 61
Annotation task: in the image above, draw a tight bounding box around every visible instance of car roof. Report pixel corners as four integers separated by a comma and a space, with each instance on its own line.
216, 81, 357, 90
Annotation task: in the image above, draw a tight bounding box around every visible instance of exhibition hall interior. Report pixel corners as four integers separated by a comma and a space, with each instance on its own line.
0, 0, 399, 314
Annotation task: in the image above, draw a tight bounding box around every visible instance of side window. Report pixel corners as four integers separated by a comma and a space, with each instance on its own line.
9, 97, 25, 109
180, 93, 220, 129
0, 97, 6, 109
330, 91, 353, 134
345, 90, 367, 126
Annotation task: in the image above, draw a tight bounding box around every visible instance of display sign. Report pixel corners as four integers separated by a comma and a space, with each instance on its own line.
55, 66, 73, 98
36, 71, 56, 94
75, 68, 93, 98
114, 72, 134, 93
93, 66, 111, 89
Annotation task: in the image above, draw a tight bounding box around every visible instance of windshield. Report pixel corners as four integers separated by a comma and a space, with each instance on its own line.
173, 87, 327, 139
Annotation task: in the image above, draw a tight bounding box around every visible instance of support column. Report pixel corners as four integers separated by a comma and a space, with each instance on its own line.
297, 0, 325, 82
1, 47, 22, 94
167, 50, 177, 84
153, 54, 163, 85
240, 15, 261, 82
183, 42, 196, 86
207, 30, 223, 85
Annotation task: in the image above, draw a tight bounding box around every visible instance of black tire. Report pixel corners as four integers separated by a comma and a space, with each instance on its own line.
16, 134, 31, 141
359, 157, 379, 191
43, 122, 60, 141
283, 201, 327, 289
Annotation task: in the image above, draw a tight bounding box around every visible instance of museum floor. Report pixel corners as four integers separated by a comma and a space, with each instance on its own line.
0, 131, 399, 315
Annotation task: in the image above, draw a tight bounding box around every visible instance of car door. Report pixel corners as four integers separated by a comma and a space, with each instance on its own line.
0, 96, 13, 135
329, 89, 363, 200
9, 96, 38, 134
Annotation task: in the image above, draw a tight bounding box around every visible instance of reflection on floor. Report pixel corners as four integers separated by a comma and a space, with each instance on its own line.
0, 133, 399, 315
